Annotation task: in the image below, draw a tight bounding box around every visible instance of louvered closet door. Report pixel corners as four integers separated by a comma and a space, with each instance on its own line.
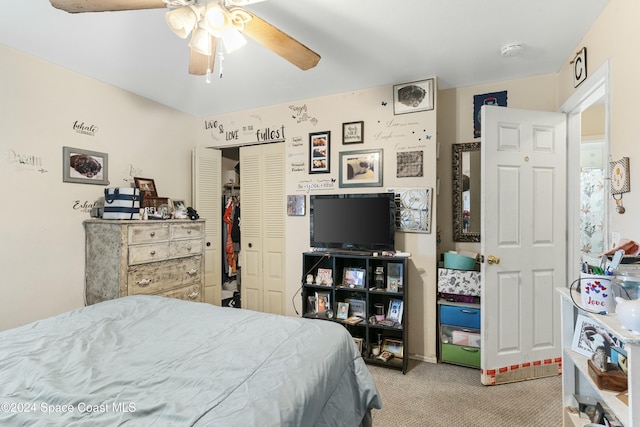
240, 143, 285, 314
192, 147, 222, 305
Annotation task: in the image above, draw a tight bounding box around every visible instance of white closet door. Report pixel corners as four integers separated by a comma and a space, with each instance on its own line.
192, 147, 222, 305
240, 142, 285, 314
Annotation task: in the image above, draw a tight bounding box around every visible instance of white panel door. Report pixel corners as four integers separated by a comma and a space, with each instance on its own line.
240, 145, 263, 312
480, 105, 566, 385
240, 142, 285, 314
192, 147, 222, 305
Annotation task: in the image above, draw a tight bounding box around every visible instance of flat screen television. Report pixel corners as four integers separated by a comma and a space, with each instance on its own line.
310, 193, 395, 253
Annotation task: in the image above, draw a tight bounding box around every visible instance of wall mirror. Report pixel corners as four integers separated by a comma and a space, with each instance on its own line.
452, 142, 481, 242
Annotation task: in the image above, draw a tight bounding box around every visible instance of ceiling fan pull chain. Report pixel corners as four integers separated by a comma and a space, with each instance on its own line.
218, 51, 225, 79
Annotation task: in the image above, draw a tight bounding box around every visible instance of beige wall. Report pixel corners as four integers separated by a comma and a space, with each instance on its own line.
197, 82, 440, 362
558, 0, 640, 241
436, 74, 559, 255
0, 45, 197, 330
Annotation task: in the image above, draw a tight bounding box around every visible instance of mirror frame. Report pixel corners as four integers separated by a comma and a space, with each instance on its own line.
452, 141, 481, 242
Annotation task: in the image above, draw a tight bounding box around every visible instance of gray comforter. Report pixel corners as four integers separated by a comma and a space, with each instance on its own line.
0, 296, 381, 426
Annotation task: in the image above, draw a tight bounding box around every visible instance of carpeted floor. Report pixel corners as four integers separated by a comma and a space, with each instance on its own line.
367, 360, 562, 427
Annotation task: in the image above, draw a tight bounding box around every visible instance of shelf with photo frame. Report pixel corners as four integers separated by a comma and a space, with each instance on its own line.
301, 251, 409, 373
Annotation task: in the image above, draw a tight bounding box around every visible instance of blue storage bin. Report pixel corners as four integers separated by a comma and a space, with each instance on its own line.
440, 304, 481, 329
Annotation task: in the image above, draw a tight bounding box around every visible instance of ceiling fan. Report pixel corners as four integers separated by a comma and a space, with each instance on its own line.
49, 0, 321, 77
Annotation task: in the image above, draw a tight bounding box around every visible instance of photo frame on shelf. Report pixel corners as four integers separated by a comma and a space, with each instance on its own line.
339, 148, 383, 188
315, 290, 330, 313
346, 298, 366, 318
309, 131, 330, 174
337, 302, 349, 320
571, 314, 621, 359
386, 299, 403, 324
382, 338, 404, 358
62, 146, 109, 185
307, 295, 317, 314
393, 78, 434, 115
316, 268, 332, 286
343, 267, 366, 288
386, 263, 403, 292
134, 177, 158, 198
352, 337, 364, 355
342, 121, 364, 144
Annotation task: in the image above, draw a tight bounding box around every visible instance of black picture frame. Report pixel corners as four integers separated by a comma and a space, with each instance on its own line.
134, 177, 158, 198
309, 131, 330, 174
342, 121, 364, 144
393, 78, 434, 115
62, 146, 109, 185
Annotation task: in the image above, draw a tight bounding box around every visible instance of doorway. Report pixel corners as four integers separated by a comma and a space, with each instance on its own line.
221, 147, 241, 308
560, 60, 610, 282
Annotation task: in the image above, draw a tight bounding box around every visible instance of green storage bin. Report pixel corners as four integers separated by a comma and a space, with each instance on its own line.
441, 343, 481, 368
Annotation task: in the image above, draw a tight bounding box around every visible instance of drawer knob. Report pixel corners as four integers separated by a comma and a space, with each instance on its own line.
187, 291, 199, 300
136, 279, 151, 287
150, 250, 156, 256
150, 232, 155, 237
187, 230, 192, 234
187, 268, 198, 276
460, 309, 477, 314
187, 246, 192, 251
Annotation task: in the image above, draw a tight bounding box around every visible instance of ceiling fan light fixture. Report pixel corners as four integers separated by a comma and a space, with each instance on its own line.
165, 5, 200, 39
189, 26, 212, 56
202, 3, 231, 36
221, 27, 247, 53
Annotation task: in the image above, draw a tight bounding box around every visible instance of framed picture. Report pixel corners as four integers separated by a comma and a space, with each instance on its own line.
346, 298, 366, 318
571, 314, 621, 359
307, 295, 317, 314
173, 200, 186, 212
339, 149, 383, 188
393, 78, 434, 115
134, 177, 158, 198
387, 299, 404, 324
309, 131, 330, 174
382, 338, 404, 358
287, 195, 306, 216
342, 121, 364, 144
315, 291, 330, 313
343, 267, 366, 288
337, 302, 350, 320
62, 146, 109, 185
316, 268, 332, 286
352, 337, 364, 355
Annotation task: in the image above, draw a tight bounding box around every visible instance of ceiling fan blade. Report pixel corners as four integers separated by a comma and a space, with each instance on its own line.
189, 37, 217, 76
49, 0, 166, 13
225, 0, 267, 6
236, 9, 320, 71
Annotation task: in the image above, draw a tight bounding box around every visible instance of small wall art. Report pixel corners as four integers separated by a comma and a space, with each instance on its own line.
393, 78, 434, 115
342, 121, 364, 144
309, 131, 330, 174
396, 151, 424, 178
339, 148, 383, 188
287, 194, 306, 216
473, 90, 507, 138
392, 188, 433, 233
62, 146, 109, 185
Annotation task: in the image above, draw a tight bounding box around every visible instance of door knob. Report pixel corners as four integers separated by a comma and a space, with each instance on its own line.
487, 255, 500, 265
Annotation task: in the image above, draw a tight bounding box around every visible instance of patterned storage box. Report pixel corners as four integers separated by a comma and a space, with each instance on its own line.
437, 268, 481, 297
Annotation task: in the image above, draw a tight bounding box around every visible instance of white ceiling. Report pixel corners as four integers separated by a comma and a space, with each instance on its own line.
0, 0, 609, 117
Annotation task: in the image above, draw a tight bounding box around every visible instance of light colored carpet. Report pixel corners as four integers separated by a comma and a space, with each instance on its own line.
368, 360, 562, 427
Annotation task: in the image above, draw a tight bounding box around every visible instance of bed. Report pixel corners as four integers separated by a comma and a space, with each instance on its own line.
0, 296, 381, 426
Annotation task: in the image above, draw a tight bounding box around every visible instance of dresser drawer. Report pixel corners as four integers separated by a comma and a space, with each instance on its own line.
440, 304, 481, 329
127, 256, 202, 295
171, 223, 203, 240
441, 343, 481, 368
128, 224, 170, 244
170, 238, 203, 258
159, 283, 202, 302
128, 243, 170, 265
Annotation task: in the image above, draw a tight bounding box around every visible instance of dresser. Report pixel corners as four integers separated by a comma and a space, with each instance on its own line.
84, 219, 205, 305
